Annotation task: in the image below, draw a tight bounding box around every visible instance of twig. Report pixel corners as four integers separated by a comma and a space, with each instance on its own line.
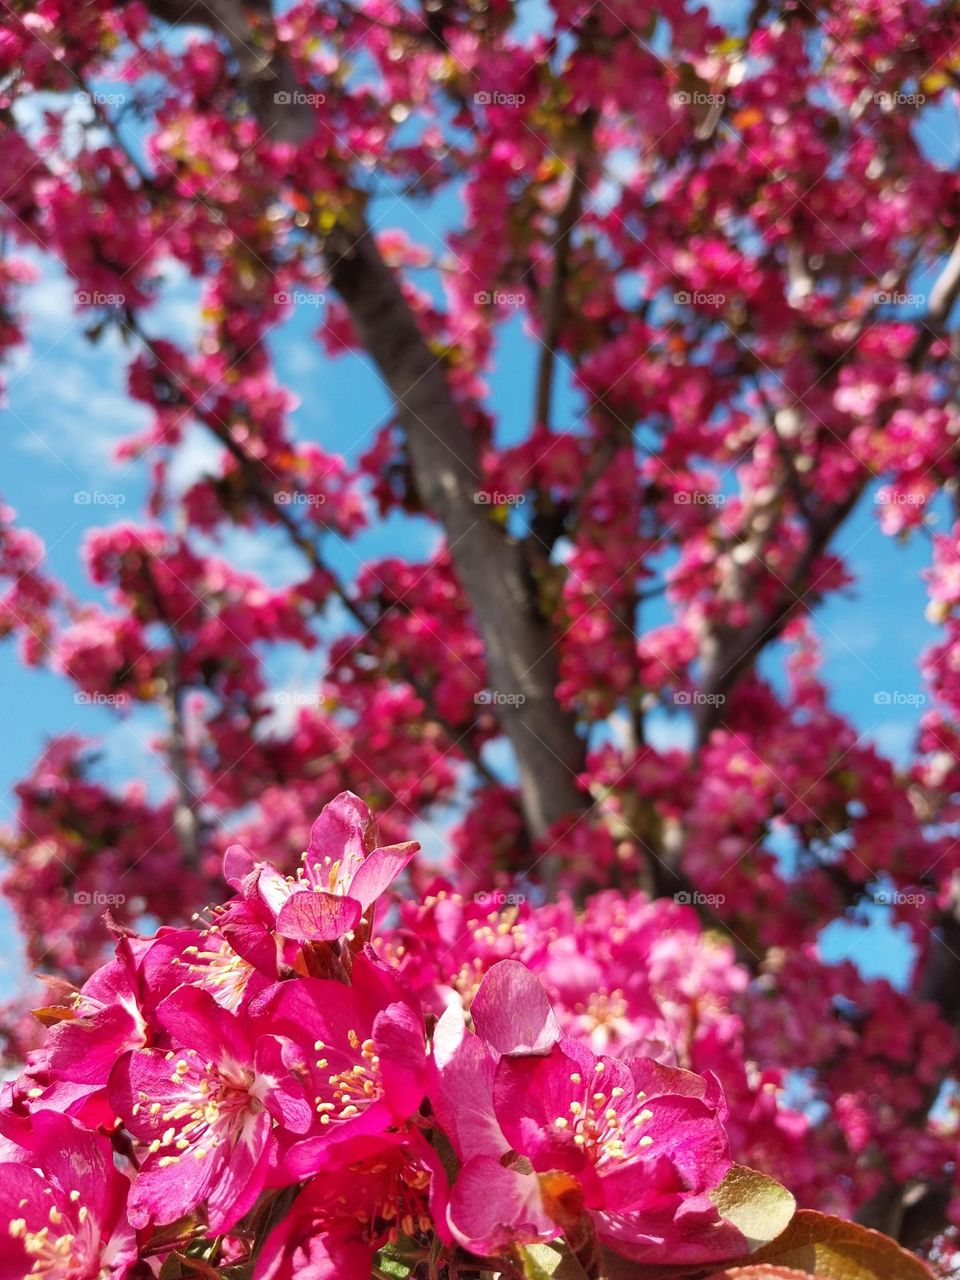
533, 120, 596, 430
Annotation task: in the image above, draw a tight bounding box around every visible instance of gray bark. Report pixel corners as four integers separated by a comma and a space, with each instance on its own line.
324, 230, 586, 838
144, 0, 587, 842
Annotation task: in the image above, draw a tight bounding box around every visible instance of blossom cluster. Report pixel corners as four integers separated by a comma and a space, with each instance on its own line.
1, 792, 804, 1280
2, 0, 960, 1270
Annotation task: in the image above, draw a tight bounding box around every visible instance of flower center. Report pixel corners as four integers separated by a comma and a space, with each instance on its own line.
9, 1191, 98, 1280
539, 1170, 584, 1228
551, 1063, 655, 1168
313, 1030, 382, 1123
179, 936, 255, 1012
143, 1051, 258, 1166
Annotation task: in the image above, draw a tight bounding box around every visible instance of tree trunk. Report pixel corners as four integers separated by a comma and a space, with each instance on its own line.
326, 230, 586, 840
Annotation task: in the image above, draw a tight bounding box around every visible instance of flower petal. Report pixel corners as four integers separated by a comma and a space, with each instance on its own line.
307, 791, 378, 866
471, 959, 562, 1056
448, 1155, 560, 1255
276, 889, 362, 941
347, 841, 418, 912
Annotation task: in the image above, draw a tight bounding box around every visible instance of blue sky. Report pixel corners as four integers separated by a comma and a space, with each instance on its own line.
1, 8, 958, 998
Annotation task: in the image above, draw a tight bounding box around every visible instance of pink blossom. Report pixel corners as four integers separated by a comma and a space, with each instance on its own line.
255, 1134, 449, 1280
109, 985, 313, 1231
252, 953, 428, 1177
0, 1110, 136, 1280
227, 790, 418, 943
436, 963, 748, 1265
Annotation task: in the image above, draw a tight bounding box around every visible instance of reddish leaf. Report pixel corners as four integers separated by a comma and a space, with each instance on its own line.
737, 1211, 937, 1280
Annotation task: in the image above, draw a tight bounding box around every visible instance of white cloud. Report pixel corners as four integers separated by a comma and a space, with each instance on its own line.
7, 252, 206, 487
166, 424, 225, 495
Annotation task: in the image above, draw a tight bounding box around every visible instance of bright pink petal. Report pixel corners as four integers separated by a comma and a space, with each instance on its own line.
471, 959, 562, 1056
256, 1225, 370, 1280
0, 1164, 58, 1280
46, 1003, 142, 1086
27, 1109, 117, 1222
206, 1108, 273, 1230
276, 888, 362, 941
347, 840, 418, 911
126, 1135, 219, 1227
277, 1101, 398, 1181
306, 791, 377, 867
224, 841, 257, 886
218, 896, 283, 975
448, 1155, 559, 1255
259, 1133, 447, 1280
155, 985, 252, 1064
256, 865, 298, 918
255, 1035, 315, 1134
373, 999, 427, 1118
429, 1003, 506, 1162
596, 1193, 748, 1264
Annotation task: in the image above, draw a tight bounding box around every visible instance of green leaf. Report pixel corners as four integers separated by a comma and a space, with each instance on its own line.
373, 1246, 414, 1278
519, 1241, 591, 1279
729, 1210, 938, 1279
709, 1166, 797, 1250
158, 1257, 184, 1280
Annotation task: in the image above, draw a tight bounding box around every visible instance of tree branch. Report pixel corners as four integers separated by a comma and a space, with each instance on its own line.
120, 312, 502, 793
532, 119, 596, 430
693, 229, 960, 747
141, 0, 589, 847
323, 226, 587, 840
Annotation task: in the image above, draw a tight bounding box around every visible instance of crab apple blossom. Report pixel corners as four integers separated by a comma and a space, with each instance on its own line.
1, 0, 960, 1272
254, 1134, 450, 1280
249, 953, 429, 1175
109, 983, 320, 1231
0, 1109, 136, 1280
488, 1044, 750, 1264
436, 962, 751, 1264
0, 798, 942, 1280
226, 790, 418, 944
